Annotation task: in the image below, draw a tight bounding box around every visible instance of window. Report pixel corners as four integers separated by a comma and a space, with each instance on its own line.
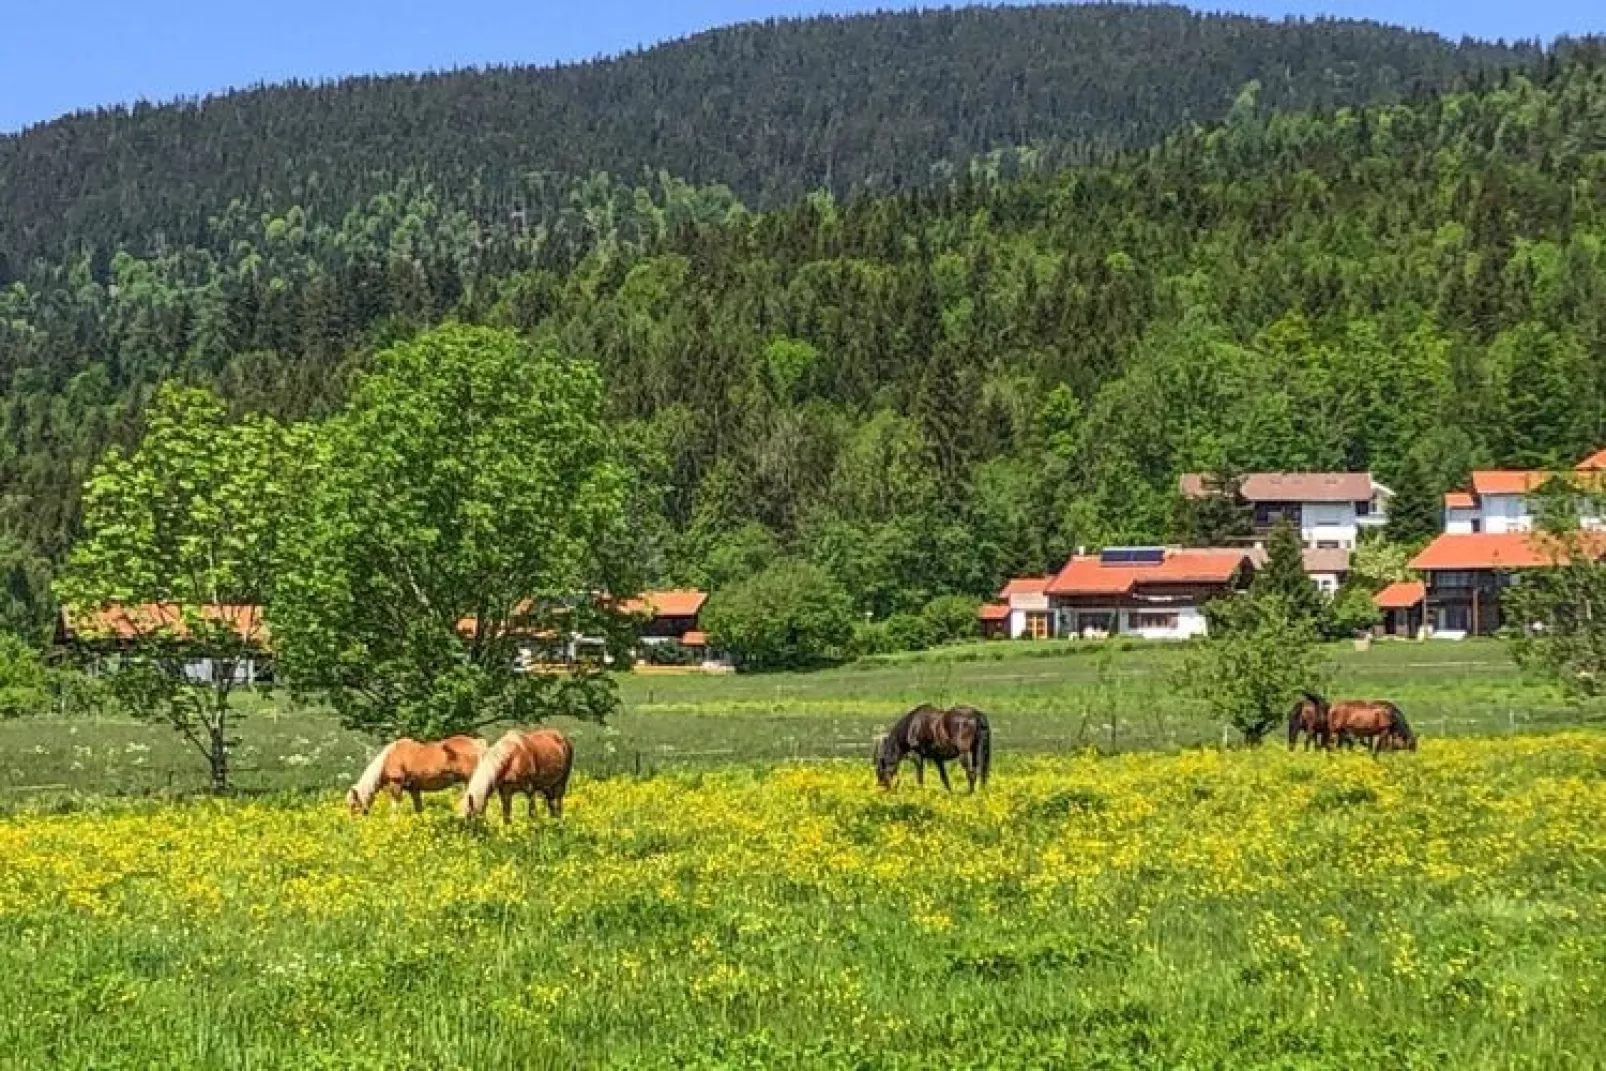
1026, 612, 1051, 640
1317, 541, 1342, 550
1132, 612, 1180, 632
1356, 500, 1371, 517
1471, 519, 1482, 533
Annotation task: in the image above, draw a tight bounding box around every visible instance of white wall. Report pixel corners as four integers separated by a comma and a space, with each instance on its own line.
1058, 606, 1207, 641
1309, 572, 1342, 595
1481, 494, 1532, 534
1007, 592, 1052, 639
1444, 507, 1481, 534
1301, 502, 1360, 548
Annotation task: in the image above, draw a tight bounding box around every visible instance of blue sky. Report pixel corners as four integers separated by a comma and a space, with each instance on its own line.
1, 0, 1600, 132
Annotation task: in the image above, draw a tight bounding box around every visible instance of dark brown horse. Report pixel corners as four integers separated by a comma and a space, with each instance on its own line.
874, 705, 992, 792
1307, 693, 1417, 755
1287, 692, 1327, 751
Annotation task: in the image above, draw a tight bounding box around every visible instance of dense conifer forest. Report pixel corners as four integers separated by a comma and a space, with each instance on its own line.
2, 6, 1603, 637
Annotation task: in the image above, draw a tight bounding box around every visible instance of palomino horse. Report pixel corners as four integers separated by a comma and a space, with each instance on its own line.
1286, 692, 1327, 751
874, 704, 992, 792
459, 728, 575, 824
347, 735, 487, 815
1307, 693, 1417, 755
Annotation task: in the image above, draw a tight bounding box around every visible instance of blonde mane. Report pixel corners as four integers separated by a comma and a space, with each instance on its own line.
348, 740, 402, 811
460, 731, 523, 816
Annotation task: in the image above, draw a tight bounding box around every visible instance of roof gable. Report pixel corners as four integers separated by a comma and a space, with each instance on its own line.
1410, 532, 1606, 572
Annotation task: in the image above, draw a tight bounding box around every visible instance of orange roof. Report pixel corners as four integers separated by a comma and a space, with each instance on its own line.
1047, 549, 1251, 597
1471, 470, 1553, 496
1373, 581, 1426, 610
681, 630, 709, 647
60, 604, 269, 647
997, 576, 1052, 599
1444, 491, 1477, 510
1578, 447, 1606, 471
618, 590, 707, 619
1410, 532, 1605, 572
978, 603, 1011, 622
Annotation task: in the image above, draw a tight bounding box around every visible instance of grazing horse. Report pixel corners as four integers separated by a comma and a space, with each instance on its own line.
1287, 692, 1327, 751
459, 728, 575, 824
1308, 694, 1417, 755
347, 735, 487, 815
874, 704, 992, 792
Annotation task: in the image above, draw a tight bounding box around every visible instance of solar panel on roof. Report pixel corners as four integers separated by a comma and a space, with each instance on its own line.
1100, 547, 1166, 566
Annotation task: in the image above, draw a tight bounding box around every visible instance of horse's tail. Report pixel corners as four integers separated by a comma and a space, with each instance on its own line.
460, 731, 521, 817
349, 740, 400, 812
974, 709, 992, 789
1287, 702, 1304, 749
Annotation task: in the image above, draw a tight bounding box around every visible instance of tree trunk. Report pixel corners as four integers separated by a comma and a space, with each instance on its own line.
207, 718, 229, 794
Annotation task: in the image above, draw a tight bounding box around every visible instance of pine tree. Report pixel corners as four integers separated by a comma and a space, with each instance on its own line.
1251, 520, 1326, 628
1386, 458, 1442, 547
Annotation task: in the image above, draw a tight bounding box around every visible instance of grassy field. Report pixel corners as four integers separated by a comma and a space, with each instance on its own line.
0, 638, 1593, 801
3, 735, 1605, 1067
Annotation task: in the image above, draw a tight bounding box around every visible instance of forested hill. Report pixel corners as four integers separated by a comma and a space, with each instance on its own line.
0, 3, 1537, 276
5, 56, 1606, 639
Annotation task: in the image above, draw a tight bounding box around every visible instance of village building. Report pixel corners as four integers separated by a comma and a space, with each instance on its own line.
1409, 531, 1605, 638
1373, 581, 1427, 639
1179, 472, 1391, 550
1442, 448, 1606, 535
990, 576, 1057, 640
1045, 547, 1256, 641
55, 603, 271, 684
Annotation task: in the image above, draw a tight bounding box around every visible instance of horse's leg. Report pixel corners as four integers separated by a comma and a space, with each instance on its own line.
913, 755, 925, 786
546, 791, 562, 819
935, 760, 952, 792
409, 787, 423, 814
959, 748, 977, 793
498, 786, 514, 825
528, 790, 538, 820
385, 783, 404, 816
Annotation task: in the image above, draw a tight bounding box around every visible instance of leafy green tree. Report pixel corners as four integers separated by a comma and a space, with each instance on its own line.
0, 632, 48, 719
702, 559, 855, 671
1181, 595, 1329, 744
1251, 521, 1326, 630
53, 385, 294, 792
921, 594, 982, 645
272, 325, 637, 740
1505, 523, 1606, 699
1330, 582, 1384, 638
1350, 538, 1416, 588
1170, 468, 1252, 547
1386, 457, 1443, 547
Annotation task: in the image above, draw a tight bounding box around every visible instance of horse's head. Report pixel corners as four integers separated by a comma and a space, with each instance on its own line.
873, 732, 898, 790
345, 788, 368, 816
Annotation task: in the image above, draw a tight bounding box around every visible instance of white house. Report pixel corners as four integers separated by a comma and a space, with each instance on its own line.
1045, 547, 1256, 641
1442, 449, 1606, 535
1179, 472, 1391, 550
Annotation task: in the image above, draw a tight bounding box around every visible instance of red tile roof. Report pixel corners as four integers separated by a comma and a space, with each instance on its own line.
1047, 549, 1252, 597
1373, 581, 1426, 610
997, 576, 1052, 599
1578, 447, 1606, 471
59, 604, 269, 647
978, 603, 1011, 622
1444, 491, 1477, 510
1410, 532, 1605, 572
1470, 471, 1551, 496
1180, 472, 1374, 504
619, 590, 707, 619
681, 630, 709, 647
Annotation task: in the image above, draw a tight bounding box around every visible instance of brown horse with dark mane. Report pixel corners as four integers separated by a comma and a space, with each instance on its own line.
1286, 692, 1327, 751
1304, 693, 1417, 754
874, 705, 992, 792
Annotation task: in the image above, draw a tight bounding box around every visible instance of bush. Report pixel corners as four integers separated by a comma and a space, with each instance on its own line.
883, 613, 936, 653
921, 594, 982, 645
703, 559, 855, 671
1328, 583, 1383, 638
641, 640, 699, 667
0, 632, 49, 719
1181, 595, 1329, 745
